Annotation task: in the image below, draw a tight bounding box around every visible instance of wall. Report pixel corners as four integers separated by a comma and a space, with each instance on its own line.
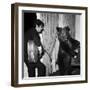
0, 0, 89, 90
40, 13, 58, 75
75, 15, 81, 41
58, 14, 75, 38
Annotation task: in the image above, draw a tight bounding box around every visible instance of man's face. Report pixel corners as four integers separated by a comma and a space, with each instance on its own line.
60, 28, 68, 41
57, 27, 68, 41
36, 25, 44, 33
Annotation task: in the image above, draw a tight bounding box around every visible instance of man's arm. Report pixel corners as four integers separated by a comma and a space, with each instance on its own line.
38, 45, 45, 59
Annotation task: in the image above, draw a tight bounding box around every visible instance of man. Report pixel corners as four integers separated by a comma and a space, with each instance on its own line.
56, 26, 80, 75
24, 19, 46, 77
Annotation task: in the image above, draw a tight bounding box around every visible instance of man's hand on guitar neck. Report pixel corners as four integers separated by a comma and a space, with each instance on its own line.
38, 46, 42, 55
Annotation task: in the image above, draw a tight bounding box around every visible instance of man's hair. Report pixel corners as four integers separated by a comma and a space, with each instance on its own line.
64, 26, 70, 32
36, 19, 44, 27
56, 26, 62, 32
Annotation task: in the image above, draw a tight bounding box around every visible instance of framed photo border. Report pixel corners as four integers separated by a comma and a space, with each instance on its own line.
11, 3, 88, 87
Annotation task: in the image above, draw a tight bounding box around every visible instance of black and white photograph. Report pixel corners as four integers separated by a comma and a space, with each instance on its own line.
11, 3, 87, 87
24, 12, 80, 78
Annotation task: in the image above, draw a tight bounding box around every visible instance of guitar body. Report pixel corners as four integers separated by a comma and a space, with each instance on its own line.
27, 40, 39, 63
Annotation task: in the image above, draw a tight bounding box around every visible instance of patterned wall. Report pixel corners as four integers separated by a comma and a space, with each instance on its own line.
40, 13, 59, 75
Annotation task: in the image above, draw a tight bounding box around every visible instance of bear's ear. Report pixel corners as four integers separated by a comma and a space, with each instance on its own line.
56, 26, 62, 32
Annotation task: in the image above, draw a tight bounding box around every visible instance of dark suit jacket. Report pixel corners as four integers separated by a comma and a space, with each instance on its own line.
24, 28, 44, 67
57, 37, 80, 64
60, 37, 80, 57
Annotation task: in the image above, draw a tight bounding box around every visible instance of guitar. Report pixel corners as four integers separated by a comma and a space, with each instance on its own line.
27, 40, 39, 63
27, 40, 56, 63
